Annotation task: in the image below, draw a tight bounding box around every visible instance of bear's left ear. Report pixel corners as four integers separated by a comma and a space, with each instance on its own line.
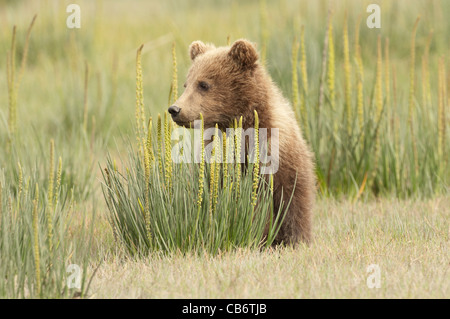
228, 39, 259, 70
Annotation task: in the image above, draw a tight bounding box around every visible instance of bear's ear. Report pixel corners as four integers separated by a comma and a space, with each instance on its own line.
189, 41, 208, 61
228, 39, 258, 70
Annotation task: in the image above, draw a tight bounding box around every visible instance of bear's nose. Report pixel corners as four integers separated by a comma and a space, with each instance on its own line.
168, 105, 181, 116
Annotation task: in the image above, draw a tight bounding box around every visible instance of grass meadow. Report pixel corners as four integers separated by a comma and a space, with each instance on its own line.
0, 0, 449, 298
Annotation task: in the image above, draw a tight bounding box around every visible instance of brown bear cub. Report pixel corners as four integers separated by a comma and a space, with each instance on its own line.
169, 39, 316, 245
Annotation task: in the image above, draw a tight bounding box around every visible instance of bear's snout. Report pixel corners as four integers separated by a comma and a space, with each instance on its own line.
168, 105, 181, 117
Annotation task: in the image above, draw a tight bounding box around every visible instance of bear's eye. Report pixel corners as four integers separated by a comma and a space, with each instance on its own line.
183, 83, 187, 88
198, 81, 209, 91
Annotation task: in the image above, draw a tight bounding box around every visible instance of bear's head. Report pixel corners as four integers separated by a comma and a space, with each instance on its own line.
169, 39, 264, 129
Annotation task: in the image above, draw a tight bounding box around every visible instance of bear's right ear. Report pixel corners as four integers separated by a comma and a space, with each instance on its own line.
189, 41, 207, 61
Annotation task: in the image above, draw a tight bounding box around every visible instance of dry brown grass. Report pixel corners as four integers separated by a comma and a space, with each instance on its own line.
89, 197, 449, 298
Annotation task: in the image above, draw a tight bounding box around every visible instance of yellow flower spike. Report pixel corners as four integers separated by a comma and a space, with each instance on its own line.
143, 142, 152, 244
234, 117, 243, 201
222, 131, 228, 185
355, 14, 365, 137
327, 16, 335, 108
197, 114, 205, 208
356, 75, 364, 136
291, 37, 300, 123
421, 56, 427, 112
384, 38, 390, 114
233, 118, 238, 153
252, 111, 260, 209
392, 66, 401, 186
135, 44, 145, 154
54, 157, 62, 207
343, 12, 352, 137
408, 17, 420, 178
300, 25, 309, 141
144, 144, 150, 200
375, 36, 383, 129
171, 42, 178, 104
17, 162, 23, 200
10, 27, 16, 85
372, 35, 383, 183
7, 26, 17, 138
384, 38, 391, 178
48, 139, 55, 208
209, 136, 216, 217
300, 26, 309, 94
164, 111, 173, 197
423, 31, 433, 109
213, 124, 220, 212
157, 114, 164, 178
47, 139, 55, 255
147, 117, 154, 164
32, 183, 40, 296
327, 15, 336, 135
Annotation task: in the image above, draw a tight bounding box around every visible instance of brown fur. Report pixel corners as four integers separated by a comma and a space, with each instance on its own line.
171, 39, 316, 245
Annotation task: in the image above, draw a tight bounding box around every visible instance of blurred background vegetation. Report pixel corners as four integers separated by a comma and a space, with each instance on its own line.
0, 0, 449, 208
